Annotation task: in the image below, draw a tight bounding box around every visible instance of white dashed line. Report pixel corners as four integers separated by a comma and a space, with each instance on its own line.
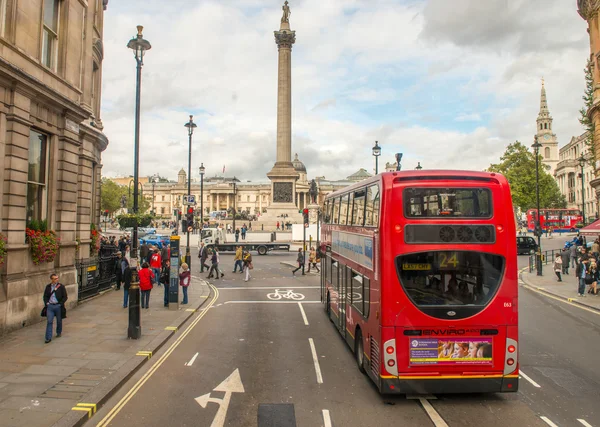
322, 409, 332, 427
298, 302, 309, 325
519, 370, 541, 388
578, 419, 593, 427
419, 398, 448, 427
540, 416, 559, 427
185, 352, 199, 367
308, 338, 323, 384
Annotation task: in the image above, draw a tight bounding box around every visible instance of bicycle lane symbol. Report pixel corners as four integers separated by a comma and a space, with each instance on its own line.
266, 289, 305, 301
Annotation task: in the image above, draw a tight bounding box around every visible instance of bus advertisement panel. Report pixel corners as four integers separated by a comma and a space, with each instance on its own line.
321, 170, 518, 395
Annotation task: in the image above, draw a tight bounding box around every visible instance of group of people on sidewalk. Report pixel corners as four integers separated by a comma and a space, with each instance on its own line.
553, 236, 599, 297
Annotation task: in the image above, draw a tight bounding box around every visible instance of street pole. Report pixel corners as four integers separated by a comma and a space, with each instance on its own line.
232, 178, 237, 234
184, 115, 197, 268
302, 224, 306, 275
372, 140, 381, 175
533, 137, 543, 276
127, 25, 151, 340
200, 163, 205, 230
579, 155, 587, 225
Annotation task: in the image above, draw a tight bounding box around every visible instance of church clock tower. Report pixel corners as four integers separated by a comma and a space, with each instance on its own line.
536, 79, 559, 176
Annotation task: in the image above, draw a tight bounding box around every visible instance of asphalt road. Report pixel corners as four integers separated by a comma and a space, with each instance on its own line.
91, 240, 600, 427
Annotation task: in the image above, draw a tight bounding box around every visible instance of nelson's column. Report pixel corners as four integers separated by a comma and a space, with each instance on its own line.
264, 1, 302, 222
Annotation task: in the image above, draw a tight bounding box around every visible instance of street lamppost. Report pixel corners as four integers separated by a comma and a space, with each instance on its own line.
184, 115, 197, 268
532, 136, 543, 276
199, 163, 205, 229
128, 180, 144, 211
578, 154, 587, 225
150, 174, 159, 215
230, 177, 238, 233
415, 162, 423, 170
372, 141, 381, 174
126, 25, 151, 340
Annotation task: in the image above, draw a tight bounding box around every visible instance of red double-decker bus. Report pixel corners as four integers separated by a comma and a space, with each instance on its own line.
525, 209, 582, 232
320, 170, 518, 394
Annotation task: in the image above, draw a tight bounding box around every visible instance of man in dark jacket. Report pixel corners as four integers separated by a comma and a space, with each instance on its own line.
114, 252, 123, 290
140, 242, 149, 263
122, 257, 132, 308
198, 242, 209, 273
561, 248, 570, 275
43, 273, 68, 343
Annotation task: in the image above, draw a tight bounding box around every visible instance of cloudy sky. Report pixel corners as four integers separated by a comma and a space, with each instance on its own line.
100, 0, 590, 182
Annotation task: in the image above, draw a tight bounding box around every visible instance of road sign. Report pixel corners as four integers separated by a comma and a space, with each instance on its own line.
183, 195, 196, 205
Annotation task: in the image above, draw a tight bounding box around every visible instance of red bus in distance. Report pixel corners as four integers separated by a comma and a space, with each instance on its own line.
320, 170, 518, 394
526, 208, 582, 232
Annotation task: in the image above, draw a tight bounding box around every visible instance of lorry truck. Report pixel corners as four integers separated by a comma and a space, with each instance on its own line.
200, 228, 290, 255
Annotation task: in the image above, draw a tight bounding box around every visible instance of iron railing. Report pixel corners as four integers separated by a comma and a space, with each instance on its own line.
76, 244, 120, 301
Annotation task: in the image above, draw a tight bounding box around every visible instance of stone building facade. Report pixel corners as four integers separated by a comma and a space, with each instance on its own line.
0, 0, 109, 334
577, 0, 600, 214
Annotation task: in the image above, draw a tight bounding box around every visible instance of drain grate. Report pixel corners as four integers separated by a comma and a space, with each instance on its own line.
40, 368, 114, 400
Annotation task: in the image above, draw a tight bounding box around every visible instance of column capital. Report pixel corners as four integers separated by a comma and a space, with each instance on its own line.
274, 29, 296, 49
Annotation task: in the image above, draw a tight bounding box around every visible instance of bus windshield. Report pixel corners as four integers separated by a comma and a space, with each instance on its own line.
404, 188, 492, 218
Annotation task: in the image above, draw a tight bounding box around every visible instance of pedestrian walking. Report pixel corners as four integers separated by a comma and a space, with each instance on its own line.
243, 250, 253, 282
292, 248, 305, 276
150, 249, 162, 286
198, 242, 210, 272
42, 273, 68, 343
576, 257, 590, 297
235, 228, 240, 243
140, 242, 149, 263
139, 262, 155, 309
553, 253, 562, 282
179, 262, 191, 304
161, 259, 170, 307
561, 247, 570, 275
207, 248, 224, 279
307, 247, 320, 273
122, 256, 132, 308
588, 260, 599, 295
233, 246, 243, 273
114, 252, 123, 290
276, 221, 280, 231
593, 239, 600, 257
241, 224, 247, 240
161, 244, 169, 267
570, 243, 578, 268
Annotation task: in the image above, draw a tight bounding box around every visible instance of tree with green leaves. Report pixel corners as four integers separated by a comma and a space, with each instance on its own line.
488, 141, 566, 211
100, 178, 151, 216
579, 58, 595, 173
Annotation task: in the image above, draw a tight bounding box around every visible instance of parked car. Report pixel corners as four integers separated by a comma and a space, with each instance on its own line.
516, 236, 538, 255
139, 227, 156, 235
140, 234, 170, 249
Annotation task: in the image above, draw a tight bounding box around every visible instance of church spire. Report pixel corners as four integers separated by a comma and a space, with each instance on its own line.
538, 77, 550, 119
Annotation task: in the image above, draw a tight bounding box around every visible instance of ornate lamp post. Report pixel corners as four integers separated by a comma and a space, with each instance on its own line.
578, 154, 587, 225
184, 115, 197, 267
415, 162, 423, 170
532, 136, 543, 276
372, 141, 381, 174
199, 163, 205, 228
126, 25, 151, 340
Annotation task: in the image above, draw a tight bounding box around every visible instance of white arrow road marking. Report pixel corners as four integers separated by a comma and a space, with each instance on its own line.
195, 369, 245, 427
322, 409, 332, 427
185, 352, 199, 367
419, 398, 448, 427
519, 370, 541, 388
298, 302, 309, 325
308, 338, 323, 384
578, 419, 593, 427
540, 416, 559, 427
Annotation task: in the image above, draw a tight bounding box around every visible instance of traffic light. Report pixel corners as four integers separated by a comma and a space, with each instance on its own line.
186, 207, 194, 228
104, 209, 109, 216
303, 208, 309, 226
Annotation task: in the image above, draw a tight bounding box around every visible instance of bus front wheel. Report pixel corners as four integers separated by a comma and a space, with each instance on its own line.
355, 329, 366, 374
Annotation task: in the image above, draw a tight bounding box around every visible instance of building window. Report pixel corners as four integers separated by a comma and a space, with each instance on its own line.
540, 124, 542, 130
27, 130, 49, 226
247, 195, 250, 202
544, 147, 550, 158
42, 0, 60, 69
161, 207, 165, 214
162, 195, 165, 201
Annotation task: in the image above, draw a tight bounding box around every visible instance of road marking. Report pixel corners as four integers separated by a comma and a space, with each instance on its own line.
185, 352, 199, 367
195, 369, 245, 427
224, 301, 321, 304
96, 284, 219, 427
322, 409, 332, 427
308, 338, 323, 384
218, 286, 319, 290
419, 398, 448, 427
578, 419, 593, 427
540, 416, 559, 427
298, 302, 309, 325
521, 283, 600, 317
519, 370, 541, 388
267, 289, 305, 300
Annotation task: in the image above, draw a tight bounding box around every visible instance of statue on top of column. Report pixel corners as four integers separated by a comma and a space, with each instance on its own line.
281, 1, 291, 23
309, 179, 318, 204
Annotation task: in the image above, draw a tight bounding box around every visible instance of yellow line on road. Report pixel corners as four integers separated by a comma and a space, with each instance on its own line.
96, 285, 219, 427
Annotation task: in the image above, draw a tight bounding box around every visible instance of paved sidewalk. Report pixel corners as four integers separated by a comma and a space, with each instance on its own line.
520, 268, 600, 312
0, 277, 211, 427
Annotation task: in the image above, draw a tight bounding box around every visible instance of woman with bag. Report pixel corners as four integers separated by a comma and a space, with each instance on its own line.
42, 273, 68, 344
138, 262, 155, 309
243, 250, 253, 282
179, 262, 191, 304
553, 253, 562, 282
588, 260, 599, 295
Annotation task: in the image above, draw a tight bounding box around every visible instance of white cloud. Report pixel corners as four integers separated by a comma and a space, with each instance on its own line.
100, 0, 591, 182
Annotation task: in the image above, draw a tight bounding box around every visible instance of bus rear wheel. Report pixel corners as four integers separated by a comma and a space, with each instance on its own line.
355, 329, 366, 374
